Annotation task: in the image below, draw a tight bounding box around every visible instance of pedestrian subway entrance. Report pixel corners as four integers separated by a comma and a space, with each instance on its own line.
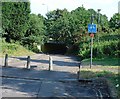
41, 42, 68, 55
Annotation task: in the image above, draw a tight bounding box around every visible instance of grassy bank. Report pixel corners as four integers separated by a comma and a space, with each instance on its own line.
0, 39, 35, 57
80, 57, 120, 98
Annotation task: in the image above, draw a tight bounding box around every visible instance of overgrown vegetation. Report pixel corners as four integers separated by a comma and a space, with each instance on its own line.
79, 29, 120, 59
2, 1, 30, 42
2, 1, 119, 54
80, 58, 120, 98
2, 1, 45, 52
82, 57, 119, 66
80, 70, 119, 98
2, 1, 120, 56
0, 38, 34, 57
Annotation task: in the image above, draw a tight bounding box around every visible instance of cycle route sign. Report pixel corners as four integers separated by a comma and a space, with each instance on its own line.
88, 24, 97, 33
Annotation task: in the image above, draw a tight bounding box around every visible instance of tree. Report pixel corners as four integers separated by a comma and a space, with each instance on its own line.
25, 14, 45, 38
45, 9, 73, 44
2, 1, 30, 42
22, 14, 46, 52
109, 13, 120, 29
44, 6, 110, 55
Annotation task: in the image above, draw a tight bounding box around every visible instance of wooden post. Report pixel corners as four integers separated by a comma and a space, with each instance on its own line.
78, 62, 81, 80
77, 71, 80, 80
4, 54, 8, 67
26, 56, 30, 69
49, 56, 53, 71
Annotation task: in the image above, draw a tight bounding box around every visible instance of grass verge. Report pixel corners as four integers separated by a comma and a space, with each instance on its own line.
80, 57, 120, 98
0, 39, 35, 57
82, 57, 120, 66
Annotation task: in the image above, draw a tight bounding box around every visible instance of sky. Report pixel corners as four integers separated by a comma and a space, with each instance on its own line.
30, 0, 120, 20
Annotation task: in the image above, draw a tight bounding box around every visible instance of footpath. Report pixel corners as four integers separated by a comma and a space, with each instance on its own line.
1, 54, 111, 98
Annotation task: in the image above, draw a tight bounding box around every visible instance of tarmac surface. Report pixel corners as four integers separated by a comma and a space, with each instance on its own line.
0, 54, 112, 98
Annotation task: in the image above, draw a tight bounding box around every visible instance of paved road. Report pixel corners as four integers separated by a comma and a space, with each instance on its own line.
1, 54, 111, 98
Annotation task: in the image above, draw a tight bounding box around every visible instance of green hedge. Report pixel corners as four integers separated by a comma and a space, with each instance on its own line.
79, 40, 119, 59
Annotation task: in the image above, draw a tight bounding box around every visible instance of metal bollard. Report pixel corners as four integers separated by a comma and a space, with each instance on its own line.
4, 54, 8, 67
26, 56, 30, 69
49, 56, 53, 71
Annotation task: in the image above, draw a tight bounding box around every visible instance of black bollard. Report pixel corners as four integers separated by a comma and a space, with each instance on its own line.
78, 62, 81, 80
49, 56, 53, 71
4, 54, 8, 67
26, 56, 30, 69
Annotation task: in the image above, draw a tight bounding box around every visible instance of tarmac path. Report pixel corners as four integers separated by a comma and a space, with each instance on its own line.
0, 54, 112, 98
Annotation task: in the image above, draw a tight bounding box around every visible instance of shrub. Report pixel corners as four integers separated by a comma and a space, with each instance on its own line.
78, 32, 119, 59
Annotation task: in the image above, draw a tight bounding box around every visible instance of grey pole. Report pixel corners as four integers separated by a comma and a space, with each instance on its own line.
26, 56, 30, 69
97, 9, 101, 37
97, 9, 101, 24
90, 13, 94, 68
90, 36, 93, 68
91, 14, 94, 24
4, 54, 8, 67
49, 56, 53, 71
97, 9, 101, 55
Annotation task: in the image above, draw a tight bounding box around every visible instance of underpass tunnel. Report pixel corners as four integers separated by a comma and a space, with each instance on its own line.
41, 42, 68, 55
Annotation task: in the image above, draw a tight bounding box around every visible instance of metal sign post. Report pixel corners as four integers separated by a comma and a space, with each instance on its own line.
88, 14, 97, 68
90, 34, 94, 68
88, 24, 96, 68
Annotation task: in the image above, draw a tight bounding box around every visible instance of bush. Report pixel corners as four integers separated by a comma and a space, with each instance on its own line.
29, 45, 39, 53
24, 44, 40, 53
78, 31, 119, 59
0, 38, 34, 56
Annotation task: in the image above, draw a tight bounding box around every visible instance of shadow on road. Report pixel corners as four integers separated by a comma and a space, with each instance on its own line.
10, 55, 79, 67
2, 66, 113, 98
